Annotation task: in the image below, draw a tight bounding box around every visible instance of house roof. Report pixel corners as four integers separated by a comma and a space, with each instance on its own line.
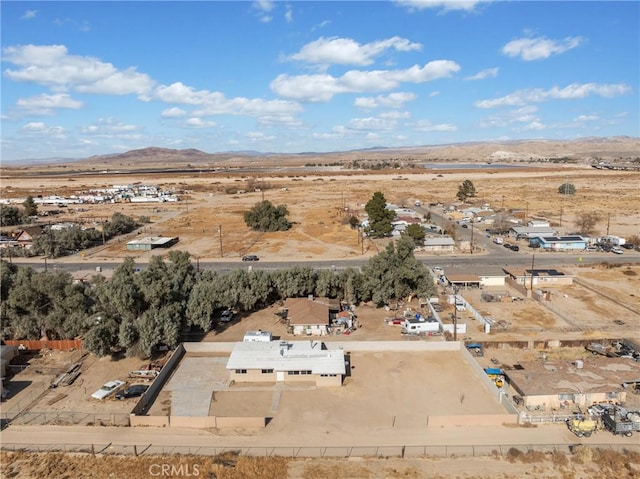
126, 236, 178, 246
226, 340, 346, 375
16, 226, 44, 240
536, 236, 586, 244
283, 297, 335, 325
502, 267, 571, 279
424, 237, 455, 246
505, 357, 640, 396
446, 274, 480, 283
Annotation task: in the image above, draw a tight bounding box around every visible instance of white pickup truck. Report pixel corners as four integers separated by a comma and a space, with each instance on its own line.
493, 237, 504, 245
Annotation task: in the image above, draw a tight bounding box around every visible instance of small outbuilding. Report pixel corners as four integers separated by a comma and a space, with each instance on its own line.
126, 236, 179, 251
282, 297, 339, 336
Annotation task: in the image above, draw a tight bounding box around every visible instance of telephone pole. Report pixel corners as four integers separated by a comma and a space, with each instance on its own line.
218, 225, 223, 257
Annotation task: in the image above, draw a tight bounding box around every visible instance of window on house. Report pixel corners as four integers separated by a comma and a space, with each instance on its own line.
287, 370, 300, 375
235, 369, 247, 374
261, 369, 274, 374
300, 370, 312, 375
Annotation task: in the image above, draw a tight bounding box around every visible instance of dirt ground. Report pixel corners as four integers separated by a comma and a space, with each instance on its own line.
2, 166, 639, 263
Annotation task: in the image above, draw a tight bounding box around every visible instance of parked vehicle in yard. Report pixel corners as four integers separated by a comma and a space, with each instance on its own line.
220, 309, 234, 323
566, 417, 598, 437
91, 380, 125, 400
242, 255, 259, 261
493, 237, 504, 245
509, 245, 520, 251
611, 247, 624, 254
602, 410, 640, 437
115, 384, 149, 400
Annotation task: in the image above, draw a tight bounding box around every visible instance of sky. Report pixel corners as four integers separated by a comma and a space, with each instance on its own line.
1, 1, 638, 162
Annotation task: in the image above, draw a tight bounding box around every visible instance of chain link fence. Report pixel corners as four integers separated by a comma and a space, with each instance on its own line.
2, 442, 639, 458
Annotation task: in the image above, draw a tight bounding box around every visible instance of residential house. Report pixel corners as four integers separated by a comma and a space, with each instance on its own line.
422, 237, 455, 254
530, 236, 587, 251
226, 340, 346, 387
282, 297, 339, 336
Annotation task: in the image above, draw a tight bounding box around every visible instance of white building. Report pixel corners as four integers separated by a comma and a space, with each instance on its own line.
226, 340, 346, 387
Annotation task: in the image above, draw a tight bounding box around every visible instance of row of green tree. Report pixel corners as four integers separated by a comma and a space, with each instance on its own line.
2, 212, 140, 258
0, 236, 436, 358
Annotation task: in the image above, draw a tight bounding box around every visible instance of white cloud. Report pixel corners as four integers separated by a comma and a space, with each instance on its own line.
271, 60, 459, 101
22, 121, 46, 132
285, 5, 293, 23
502, 36, 584, 61
429, 91, 440, 97
247, 131, 276, 142
522, 121, 546, 131
16, 93, 83, 115
475, 82, 631, 108
477, 105, 539, 128
253, 0, 274, 23
3, 44, 154, 95
573, 114, 599, 122
22, 10, 38, 20
288, 36, 422, 66
155, 82, 302, 119
347, 117, 397, 131
354, 92, 417, 109
395, 0, 487, 12
81, 118, 141, 137
465, 67, 498, 80
161, 107, 187, 118
185, 117, 217, 128
411, 120, 458, 132
378, 110, 411, 119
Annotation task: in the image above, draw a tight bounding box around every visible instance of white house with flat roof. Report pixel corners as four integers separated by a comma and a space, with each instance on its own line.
226, 340, 346, 387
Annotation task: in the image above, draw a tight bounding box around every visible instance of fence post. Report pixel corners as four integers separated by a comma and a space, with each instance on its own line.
91, 444, 95, 456
133, 445, 138, 456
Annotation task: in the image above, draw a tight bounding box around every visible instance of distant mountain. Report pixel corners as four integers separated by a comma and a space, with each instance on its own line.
8, 137, 640, 168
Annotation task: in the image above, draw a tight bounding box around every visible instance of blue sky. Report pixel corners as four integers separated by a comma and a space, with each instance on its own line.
1, 1, 638, 162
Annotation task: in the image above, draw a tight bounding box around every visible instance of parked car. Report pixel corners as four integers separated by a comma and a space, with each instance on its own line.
510, 245, 520, 251
220, 309, 234, 323
91, 380, 125, 400
242, 255, 259, 261
115, 384, 149, 400
584, 246, 599, 252
461, 224, 468, 229
611, 247, 624, 255
503, 243, 512, 249
622, 243, 635, 250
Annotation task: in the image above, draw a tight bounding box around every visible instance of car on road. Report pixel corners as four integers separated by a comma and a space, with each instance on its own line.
461, 224, 468, 229
242, 254, 259, 261
611, 247, 624, 255
115, 384, 149, 400
220, 309, 234, 323
91, 380, 125, 400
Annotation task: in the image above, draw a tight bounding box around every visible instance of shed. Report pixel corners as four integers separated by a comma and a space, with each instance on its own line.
422, 237, 455, 254
126, 236, 179, 251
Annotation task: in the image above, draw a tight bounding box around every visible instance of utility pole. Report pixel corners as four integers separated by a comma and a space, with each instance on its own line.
470, 221, 474, 254
218, 225, 223, 258
530, 254, 536, 292
453, 286, 459, 341
606, 213, 611, 236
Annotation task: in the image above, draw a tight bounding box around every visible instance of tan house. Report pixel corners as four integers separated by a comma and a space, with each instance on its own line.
226, 340, 346, 387
282, 297, 339, 336
503, 267, 574, 289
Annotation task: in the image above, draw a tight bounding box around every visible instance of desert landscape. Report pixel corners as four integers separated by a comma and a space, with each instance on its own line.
2, 140, 640, 479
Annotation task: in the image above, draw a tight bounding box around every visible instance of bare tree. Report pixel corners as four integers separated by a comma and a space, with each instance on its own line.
574, 211, 602, 235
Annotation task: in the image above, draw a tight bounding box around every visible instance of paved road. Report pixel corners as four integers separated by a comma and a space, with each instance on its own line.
10, 250, 640, 276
